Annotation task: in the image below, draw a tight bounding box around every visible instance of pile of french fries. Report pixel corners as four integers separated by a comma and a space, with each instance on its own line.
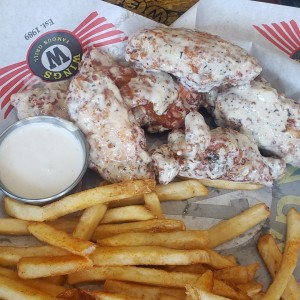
0, 178, 299, 300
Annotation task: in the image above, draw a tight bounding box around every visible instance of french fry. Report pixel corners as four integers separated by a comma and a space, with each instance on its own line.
212, 280, 250, 300
193, 270, 214, 292
155, 179, 208, 201
100, 205, 156, 224
68, 265, 200, 287
5, 180, 155, 221
28, 222, 96, 256
258, 233, 300, 300
0, 273, 56, 300
93, 245, 206, 267
185, 285, 233, 300
252, 292, 265, 300
43, 179, 155, 221
166, 263, 208, 274
90, 291, 139, 300
4, 197, 45, 221
208, 250, 238, 269
0, 245, 69, 267
158, 294, 181, 300
0, 266, 66, 296
213, 263, 259, 284
18, 255, 93, 279
47, 217, 79, 234
97, 230, 209, 249
197, 178, 263, 190
109, 179, 209, 208
92, 219, 186, 240
0, 218, 30, 235
207, 203, 270, 248
103, 279, 186, 299
223, 255, 237, 264
262, 208, 300, 300
237, 282, 263, 297
90, 246, 235, 268
58, 288, 138, 300
41, 275, 66, 286
72, 204, 108, 240
0, 217, 78, 235
144, 192, 164, 219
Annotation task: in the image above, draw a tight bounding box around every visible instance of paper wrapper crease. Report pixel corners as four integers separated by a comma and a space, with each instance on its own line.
0, 0, 300, 288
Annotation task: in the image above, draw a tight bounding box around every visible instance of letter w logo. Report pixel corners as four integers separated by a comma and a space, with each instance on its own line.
46, 47, 70, 70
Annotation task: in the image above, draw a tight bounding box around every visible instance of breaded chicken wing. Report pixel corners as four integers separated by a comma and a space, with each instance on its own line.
120, 69, 203, 132
10, 80, 70, 120
67, 56, 153, 182
152, 112, 285, 185
125, 27, 262, 92
83, 47, 203, 133
210, 80, 300, 167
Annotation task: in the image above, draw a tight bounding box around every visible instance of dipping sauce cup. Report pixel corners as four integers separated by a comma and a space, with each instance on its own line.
0, 116, 89, 205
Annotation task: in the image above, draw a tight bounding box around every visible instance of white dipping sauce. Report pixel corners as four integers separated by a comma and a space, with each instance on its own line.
0, 122, 85, 199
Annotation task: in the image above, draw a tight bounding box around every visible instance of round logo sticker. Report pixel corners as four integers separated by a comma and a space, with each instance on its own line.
27, 31, 82, 81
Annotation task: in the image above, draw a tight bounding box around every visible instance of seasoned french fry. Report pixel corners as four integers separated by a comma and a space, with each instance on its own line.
213, 263, 259, 284
4, 197, 45, 221
97, 230, 209, 249
94, 245, 202, 267
0, 266, 18, 278
41, 275, 66, 286
0, 266, 66, 296
258, 233, 300, 300
155, 179, 208, 201
43, 179, 155, 221
185, 286, 232, 300
198, 178, 263, 190
0, 273, 56, 300
0, 218, 30, 235
237, 282, 263, 297
166, 263, 208, 274
109, 179, 209, 208
91, 291, 139, 300
252, 292, 265, 300
223, 255, 237, 265
262, 208, 300, 300
101, 205, 156, 224
58, 288, 138, 300
207, 203, 270, 248
68, 265, 200, 287
72, 204, 108, 240
144, 192, 164, 219
18, 255, 93, 279
158, 294, 181, 300
90, 246, 235, 268
28, 222, 96, 256
193, 270, 214, 293
103, 279, 186, 299
5, 180, 155, 221
0, 245, 69, 267
47, 217, 79, 234
208, 250, 237, 269
92, 219, 186, 240
212, 280, 250, 300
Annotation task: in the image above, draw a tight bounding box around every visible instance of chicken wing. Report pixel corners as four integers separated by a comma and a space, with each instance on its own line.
152, 112, 285, 185
83, 47, 203, 133
210, 80, 300, 167
125, 27, 262, 92
120, 69, 203, 132
10, 80, 70, 120
67, 53, 153, 183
